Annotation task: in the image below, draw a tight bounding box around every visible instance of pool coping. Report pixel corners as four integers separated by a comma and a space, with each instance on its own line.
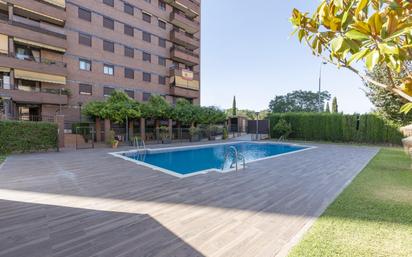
109, 141, 317, 178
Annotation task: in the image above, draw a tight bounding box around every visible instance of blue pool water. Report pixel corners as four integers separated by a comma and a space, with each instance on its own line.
121, 142, 307, 176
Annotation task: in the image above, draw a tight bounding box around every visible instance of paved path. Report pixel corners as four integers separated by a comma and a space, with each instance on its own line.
0, 142, 379, 257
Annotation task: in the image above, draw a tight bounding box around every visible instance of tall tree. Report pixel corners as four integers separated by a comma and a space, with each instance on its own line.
332, 97, 338, 113
232, 96, 237, 116
325, 102, 331, 113
269, 90, 331, 113
291, 1, 412, 112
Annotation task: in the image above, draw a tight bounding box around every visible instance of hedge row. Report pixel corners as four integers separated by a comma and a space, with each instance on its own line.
0, 121, 58, 154
269, 113, 403, 145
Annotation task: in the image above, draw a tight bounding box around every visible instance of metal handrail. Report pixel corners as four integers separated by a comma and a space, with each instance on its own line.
222, 146, 246, 171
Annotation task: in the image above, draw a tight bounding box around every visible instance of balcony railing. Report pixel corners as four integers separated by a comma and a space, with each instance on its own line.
10, 52, 67, 69
172, 45, 199, 58
169, 67, 200, 81
0, 83, 70, 96
11, 15, 66, 39
164, 0, 200, 18
169, 11, 199, 34
170, 29, 200, 50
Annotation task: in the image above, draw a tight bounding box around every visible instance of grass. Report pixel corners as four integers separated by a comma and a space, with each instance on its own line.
0, 155, 5, 164
289, 148, 412, 257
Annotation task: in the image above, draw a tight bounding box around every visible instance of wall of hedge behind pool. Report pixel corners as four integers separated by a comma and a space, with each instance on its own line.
0, 120, 58, 154
269, 113, 403, 145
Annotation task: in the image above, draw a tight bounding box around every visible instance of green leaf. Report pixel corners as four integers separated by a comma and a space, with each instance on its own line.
400, 103, 412, 114
345, 30, 370, 41
348, 48, 369, 65
365, 50, 380, 71
331, 36, 345, 52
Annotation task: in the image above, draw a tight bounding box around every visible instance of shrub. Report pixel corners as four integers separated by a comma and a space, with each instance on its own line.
273, 119, 292, 139
223, 127, 228, 140
0, 121, 58, 154
269, 113, 403, 145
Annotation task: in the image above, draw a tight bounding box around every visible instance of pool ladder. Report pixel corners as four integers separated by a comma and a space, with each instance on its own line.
223, 146, 246, 171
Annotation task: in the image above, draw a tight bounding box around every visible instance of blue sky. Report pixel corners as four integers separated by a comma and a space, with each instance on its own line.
200, 0, 374, 114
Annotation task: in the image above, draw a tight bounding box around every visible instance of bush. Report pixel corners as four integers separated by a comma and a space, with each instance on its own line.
273, 119, 292, 139
269, 113, 403, 145
0, 121, 58, 154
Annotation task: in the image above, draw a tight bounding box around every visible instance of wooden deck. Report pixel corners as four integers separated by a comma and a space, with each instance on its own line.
0, 142, 379, 257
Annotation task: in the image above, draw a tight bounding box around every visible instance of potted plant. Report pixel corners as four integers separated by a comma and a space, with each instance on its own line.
159, 126, 172, 144
189, 126, 200, 142
107, 130, 119, 149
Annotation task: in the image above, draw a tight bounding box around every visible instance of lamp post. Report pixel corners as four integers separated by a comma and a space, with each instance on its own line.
255, 111, 259, 141
318, 62, 327, 112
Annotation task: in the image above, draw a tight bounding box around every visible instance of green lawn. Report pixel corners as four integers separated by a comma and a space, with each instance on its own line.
289, 148, 412, 257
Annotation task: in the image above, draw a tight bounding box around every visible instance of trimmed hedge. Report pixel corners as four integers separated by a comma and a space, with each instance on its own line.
0, 121, 58, 154
269, 113, 403, 145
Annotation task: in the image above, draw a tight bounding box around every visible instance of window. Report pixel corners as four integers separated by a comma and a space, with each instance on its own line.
15, 44, 40, 62
103, 64, 114, 75
103, 40, 114, 52
79, 84, 92, 95
144, 0, 151, 3
142, 12, 151, 23
158, 56, 166, 66
79, 59, 91, 71
143, 72, 151, 82
158, 19, 166, 29
103, 87, 115, 96
79, 33, 92, 46
78, 8, 91, 21
158, 38, 166, 48
103, 0, 114, 7
143, 52, 151, 62
124, 46, 134, 58
158, 0, 166, 11
159, 75, 166, 85
125, 89, 134, 98
143, 31, 151, 43
103, 17, 114, 30
124, 24, 134, 36
143, 92, 151, 101
124, 3, 134, 15
124, 68, 134, 79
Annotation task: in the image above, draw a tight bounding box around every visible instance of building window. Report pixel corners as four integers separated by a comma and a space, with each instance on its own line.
125, 89, 134, 98
158, 0, 166, 11
103, 87, 115, 96
158, 19, 166, 29
103, 17, 114, 30
143, 52, 151, 62
79, 59, 91, 71
103, 40, 115, 52
143, 92, 151, 101
158, 56, 166, 66
103, 0, 114, 7
124, 3, 134, 15
143, 31, 151, 43
124, 24, 134, 36
158, 38, 166, 48
124, 46, 134, 58
103, 64, 114, 75
78, 8, 91, 21
144, 0, 151, 3
159, 75, 166, 85
124, 68, 134, 79
142, 12, 151, 23
143, 72, 151, 82
79, 84, 92, 95
79, 33, 92, 46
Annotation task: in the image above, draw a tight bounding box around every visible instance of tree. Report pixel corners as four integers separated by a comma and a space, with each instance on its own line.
199, 106, 227, 125
325, 102, 331, 113
141, 95, 172, 120
291, 1, 412, 112
365, 63, 412, 125
232, 96, 237, 116
269, 90, 331, 113
332, 97, 338, 113
171, 99, 199, 126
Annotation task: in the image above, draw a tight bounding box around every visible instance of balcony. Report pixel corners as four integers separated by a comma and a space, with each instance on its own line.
170, 46, 199, 66
12, 15, 66, 39
0, 54, 67, 76
169, 11, 199, 34
0, 87, 69, 105
170, 29, 199, 50
12, 0, 66, 24
170, 68, 200, 81
170, 86, 199, 99
169, 68, 200, 99
164, 0, 200, 18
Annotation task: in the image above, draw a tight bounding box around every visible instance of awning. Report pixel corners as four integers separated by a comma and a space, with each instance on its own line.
14, 38, 66, 53
0, 67, 10, 72
0, 34, 8, 54
14, 69, 66, 85
14, 5, 64, 24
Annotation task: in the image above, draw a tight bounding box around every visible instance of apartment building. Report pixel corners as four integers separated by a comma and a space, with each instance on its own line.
0, 0, 200, 121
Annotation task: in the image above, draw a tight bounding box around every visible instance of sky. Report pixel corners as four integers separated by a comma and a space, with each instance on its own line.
200, 0, 374, 114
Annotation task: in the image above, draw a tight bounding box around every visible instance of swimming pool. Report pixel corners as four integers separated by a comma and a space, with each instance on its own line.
112, 142, 310, 178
